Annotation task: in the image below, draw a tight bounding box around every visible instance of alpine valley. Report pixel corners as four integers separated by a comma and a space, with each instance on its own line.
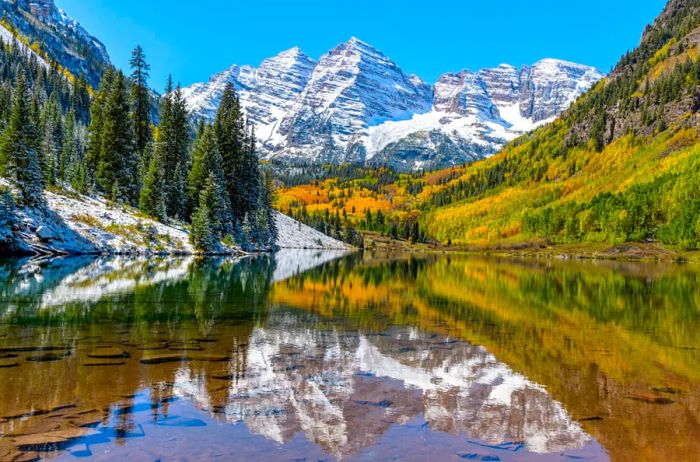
1, 2, 700, 462
181, 39, 603, 171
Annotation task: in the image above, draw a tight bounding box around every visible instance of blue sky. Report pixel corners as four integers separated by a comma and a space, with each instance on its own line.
57, 0, 667, 90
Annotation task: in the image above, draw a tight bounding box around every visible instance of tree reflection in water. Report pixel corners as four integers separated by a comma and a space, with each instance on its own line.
0, 252, 697, 461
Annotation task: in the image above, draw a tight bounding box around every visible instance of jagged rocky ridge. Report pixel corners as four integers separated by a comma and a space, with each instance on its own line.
182, 38, 603, 171
0, 0, 110, 87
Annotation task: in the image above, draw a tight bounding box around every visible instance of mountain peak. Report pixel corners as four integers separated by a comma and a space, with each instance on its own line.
262, 46, 316, 70
531, 58, 603, 75
335, 36, 380, 55
181, 43, 602, 171
346, 36, 369, 47
276, 46, 307, 59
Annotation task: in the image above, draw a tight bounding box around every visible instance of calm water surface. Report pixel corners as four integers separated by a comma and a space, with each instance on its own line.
0, 251, 698, 461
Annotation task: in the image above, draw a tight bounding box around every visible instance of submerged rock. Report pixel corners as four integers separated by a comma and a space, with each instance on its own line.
140, 354, 190, 365
0, 346, 68, 353
625, 393, 675, 405
87, 347, 130, 359
83, 362, 126, 367
26, 352, 69, 362
136, 343, 169, 351
12, 428, 99, 452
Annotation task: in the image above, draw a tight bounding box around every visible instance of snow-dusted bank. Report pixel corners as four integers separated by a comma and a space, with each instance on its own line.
0, 183, 349, 256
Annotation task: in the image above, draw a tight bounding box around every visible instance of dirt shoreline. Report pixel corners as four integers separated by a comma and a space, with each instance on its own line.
362, 231, 697, 263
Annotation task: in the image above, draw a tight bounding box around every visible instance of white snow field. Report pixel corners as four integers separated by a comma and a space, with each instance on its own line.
1, 180, 349, 255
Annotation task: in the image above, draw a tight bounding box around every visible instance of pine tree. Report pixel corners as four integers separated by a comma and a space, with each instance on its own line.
59, 110, 76, 185
187, 124, 232, 235
147, 77, 190, 219
0, 76, 44, 207
86, 67, 115, 185
256, 169, 278, 249
190, 175, 218, 252
240, 123, 261, 220
96, 71, 138, 204
214, 82, 245, 220
139, 149, 166, 220
129, 45, 152, 157
168, 84, 190, 218
40, 95, 63, 186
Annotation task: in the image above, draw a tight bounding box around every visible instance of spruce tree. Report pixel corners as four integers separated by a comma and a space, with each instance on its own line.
240, 123, 261, 220
190, 175, 218, 252
96, 71, 138, 204
60, 110, 76, 186
256, 170, 277, 249
167, 84, 190, 218
147, 77, 190, 219
129, 45, 152, 157
214, 82, 245, 219
139, 149, 166, 220
86, 67, 115, 185
187, 124, 233, 237
0, 76, 44, 207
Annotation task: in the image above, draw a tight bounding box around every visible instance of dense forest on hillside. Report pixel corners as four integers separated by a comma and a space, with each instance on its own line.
0, 33, 277, 252
278, 0, 700, 251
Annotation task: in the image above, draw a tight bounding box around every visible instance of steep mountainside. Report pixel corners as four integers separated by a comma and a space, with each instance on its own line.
0, 0, 109, 86
278, 0, 700, 252
182, 38, 602, 171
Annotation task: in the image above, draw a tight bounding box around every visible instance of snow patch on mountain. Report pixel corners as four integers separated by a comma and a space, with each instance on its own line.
0, 23, 49, 69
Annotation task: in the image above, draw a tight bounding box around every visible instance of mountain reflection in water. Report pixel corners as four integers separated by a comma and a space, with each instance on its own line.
0, 251, 697, 461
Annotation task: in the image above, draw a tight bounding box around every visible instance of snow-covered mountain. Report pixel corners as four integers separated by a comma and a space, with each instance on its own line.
0, 0, 110, 86
182, 38, 603, 171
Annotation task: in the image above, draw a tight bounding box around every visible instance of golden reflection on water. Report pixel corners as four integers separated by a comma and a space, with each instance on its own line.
0, 252, 697, 461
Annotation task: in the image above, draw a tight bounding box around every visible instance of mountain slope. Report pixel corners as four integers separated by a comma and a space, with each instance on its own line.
0, 0, 110, 86
0, 178, 349, 255
182, 39, 602, 171
277, 0, 700, 253
420, 0, 700, 248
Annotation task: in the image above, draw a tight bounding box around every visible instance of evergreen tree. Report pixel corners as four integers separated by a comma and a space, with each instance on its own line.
259, 169, 278, 248
59, 110, 76, 185
0, 76, 44, 207
139, 148, 166, 220
86, 67, 115, 185
187, 124, 232, 236
239, 123, 261, 219
147, 77, 190, 219
214, 82, 245, 219
190, 175, 218, 252
129, 45, 152, 157
96, 71, 138, 204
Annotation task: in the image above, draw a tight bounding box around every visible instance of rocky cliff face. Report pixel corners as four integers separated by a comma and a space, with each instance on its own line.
182, 38, 603, 171
0, 0, 110, 86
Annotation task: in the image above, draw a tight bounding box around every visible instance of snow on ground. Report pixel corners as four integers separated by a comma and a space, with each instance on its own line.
0, 24, 50, 69
1, 179, 348, 255
274, 212, 349, 250
44, 190, 194, 254
495, 101, 554, 132
365, 111, 503, 160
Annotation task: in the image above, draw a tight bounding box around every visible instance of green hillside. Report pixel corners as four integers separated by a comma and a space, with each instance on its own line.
421, 0, 700, 249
